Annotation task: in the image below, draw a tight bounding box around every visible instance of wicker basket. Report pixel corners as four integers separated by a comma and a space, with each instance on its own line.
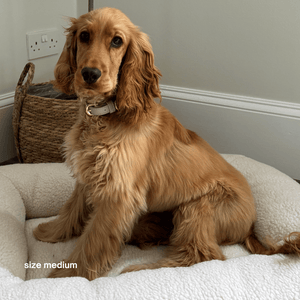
13, 63, 79, 163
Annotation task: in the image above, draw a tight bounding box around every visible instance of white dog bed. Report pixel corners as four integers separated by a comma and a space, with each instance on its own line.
0, 155, 299, 299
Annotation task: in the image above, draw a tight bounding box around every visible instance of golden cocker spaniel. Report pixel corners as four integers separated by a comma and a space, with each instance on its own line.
33, 7, 300, 280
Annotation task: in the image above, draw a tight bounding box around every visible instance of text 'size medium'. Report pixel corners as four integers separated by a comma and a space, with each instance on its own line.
24, 261, 77, 269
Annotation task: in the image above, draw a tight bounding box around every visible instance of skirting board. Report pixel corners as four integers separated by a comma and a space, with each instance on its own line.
160, 85, 300, 180
0, 92, 15, 108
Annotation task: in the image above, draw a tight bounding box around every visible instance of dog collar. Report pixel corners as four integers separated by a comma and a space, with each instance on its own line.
85, 100, 117, 116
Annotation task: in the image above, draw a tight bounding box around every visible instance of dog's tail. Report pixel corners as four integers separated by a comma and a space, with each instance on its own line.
243, 226, 300, 256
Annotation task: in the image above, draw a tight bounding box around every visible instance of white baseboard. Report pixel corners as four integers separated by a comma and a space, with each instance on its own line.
160, 85, 300, 120
0, 92, 15, 108
160, 85, 300, 179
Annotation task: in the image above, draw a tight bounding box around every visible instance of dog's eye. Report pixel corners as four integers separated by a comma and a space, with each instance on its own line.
80, 31, 90, 43
111, 36, 123, 48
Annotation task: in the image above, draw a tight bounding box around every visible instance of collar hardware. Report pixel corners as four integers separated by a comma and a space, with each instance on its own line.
86, 100, 118, 116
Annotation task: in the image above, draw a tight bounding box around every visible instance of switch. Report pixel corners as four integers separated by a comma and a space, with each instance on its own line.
41, 34, 48, 43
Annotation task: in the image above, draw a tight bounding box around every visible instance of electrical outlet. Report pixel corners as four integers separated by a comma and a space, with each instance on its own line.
26, 29, 59, 60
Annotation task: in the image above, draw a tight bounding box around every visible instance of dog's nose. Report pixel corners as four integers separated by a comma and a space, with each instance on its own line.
81, 67, 101, 84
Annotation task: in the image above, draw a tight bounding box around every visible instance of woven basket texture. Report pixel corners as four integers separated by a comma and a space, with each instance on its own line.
13, 63, 79, 163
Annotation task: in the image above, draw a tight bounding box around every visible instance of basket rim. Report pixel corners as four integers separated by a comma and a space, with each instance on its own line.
22, 93, 80, 103
24, 82, 79, 103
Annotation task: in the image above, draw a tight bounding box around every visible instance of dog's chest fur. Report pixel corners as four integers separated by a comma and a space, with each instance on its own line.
63, 115, 149, 200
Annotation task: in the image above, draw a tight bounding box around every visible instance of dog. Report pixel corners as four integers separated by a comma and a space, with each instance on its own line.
33, 7, 300, 280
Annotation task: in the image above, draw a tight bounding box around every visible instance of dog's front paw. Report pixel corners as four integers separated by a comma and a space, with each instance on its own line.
33, 221, 65, 243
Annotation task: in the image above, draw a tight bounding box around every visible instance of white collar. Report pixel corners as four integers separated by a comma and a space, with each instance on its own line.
85, 100, 117, 116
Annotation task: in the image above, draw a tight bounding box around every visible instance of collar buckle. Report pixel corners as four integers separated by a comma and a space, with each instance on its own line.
86, 100, 118, 116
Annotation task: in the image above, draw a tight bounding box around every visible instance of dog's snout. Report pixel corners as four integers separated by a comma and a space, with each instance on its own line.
81, 67, 102, 84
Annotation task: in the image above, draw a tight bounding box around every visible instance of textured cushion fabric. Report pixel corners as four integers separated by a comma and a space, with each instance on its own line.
0, 155, 299, 299
223, 155, 300, 243
0, 163, 75, 219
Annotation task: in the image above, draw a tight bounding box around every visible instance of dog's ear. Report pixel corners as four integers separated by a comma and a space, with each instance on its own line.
53, 19, 77, 95
116, 31, 162, 119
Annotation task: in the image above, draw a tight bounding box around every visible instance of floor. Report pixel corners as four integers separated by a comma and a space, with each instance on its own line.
0, 157, 19, 166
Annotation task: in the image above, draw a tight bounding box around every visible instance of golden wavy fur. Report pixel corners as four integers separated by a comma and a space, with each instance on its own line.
33, 7, 300, 280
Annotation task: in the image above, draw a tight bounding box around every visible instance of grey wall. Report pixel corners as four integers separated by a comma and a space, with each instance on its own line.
0, 0, 77, 95
79, 0, 300, 104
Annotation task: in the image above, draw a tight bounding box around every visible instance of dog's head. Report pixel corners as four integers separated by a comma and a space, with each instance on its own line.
54, 7, 161, 114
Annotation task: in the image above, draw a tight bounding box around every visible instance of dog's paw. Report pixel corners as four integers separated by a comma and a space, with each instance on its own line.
33, 221, 65, 243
